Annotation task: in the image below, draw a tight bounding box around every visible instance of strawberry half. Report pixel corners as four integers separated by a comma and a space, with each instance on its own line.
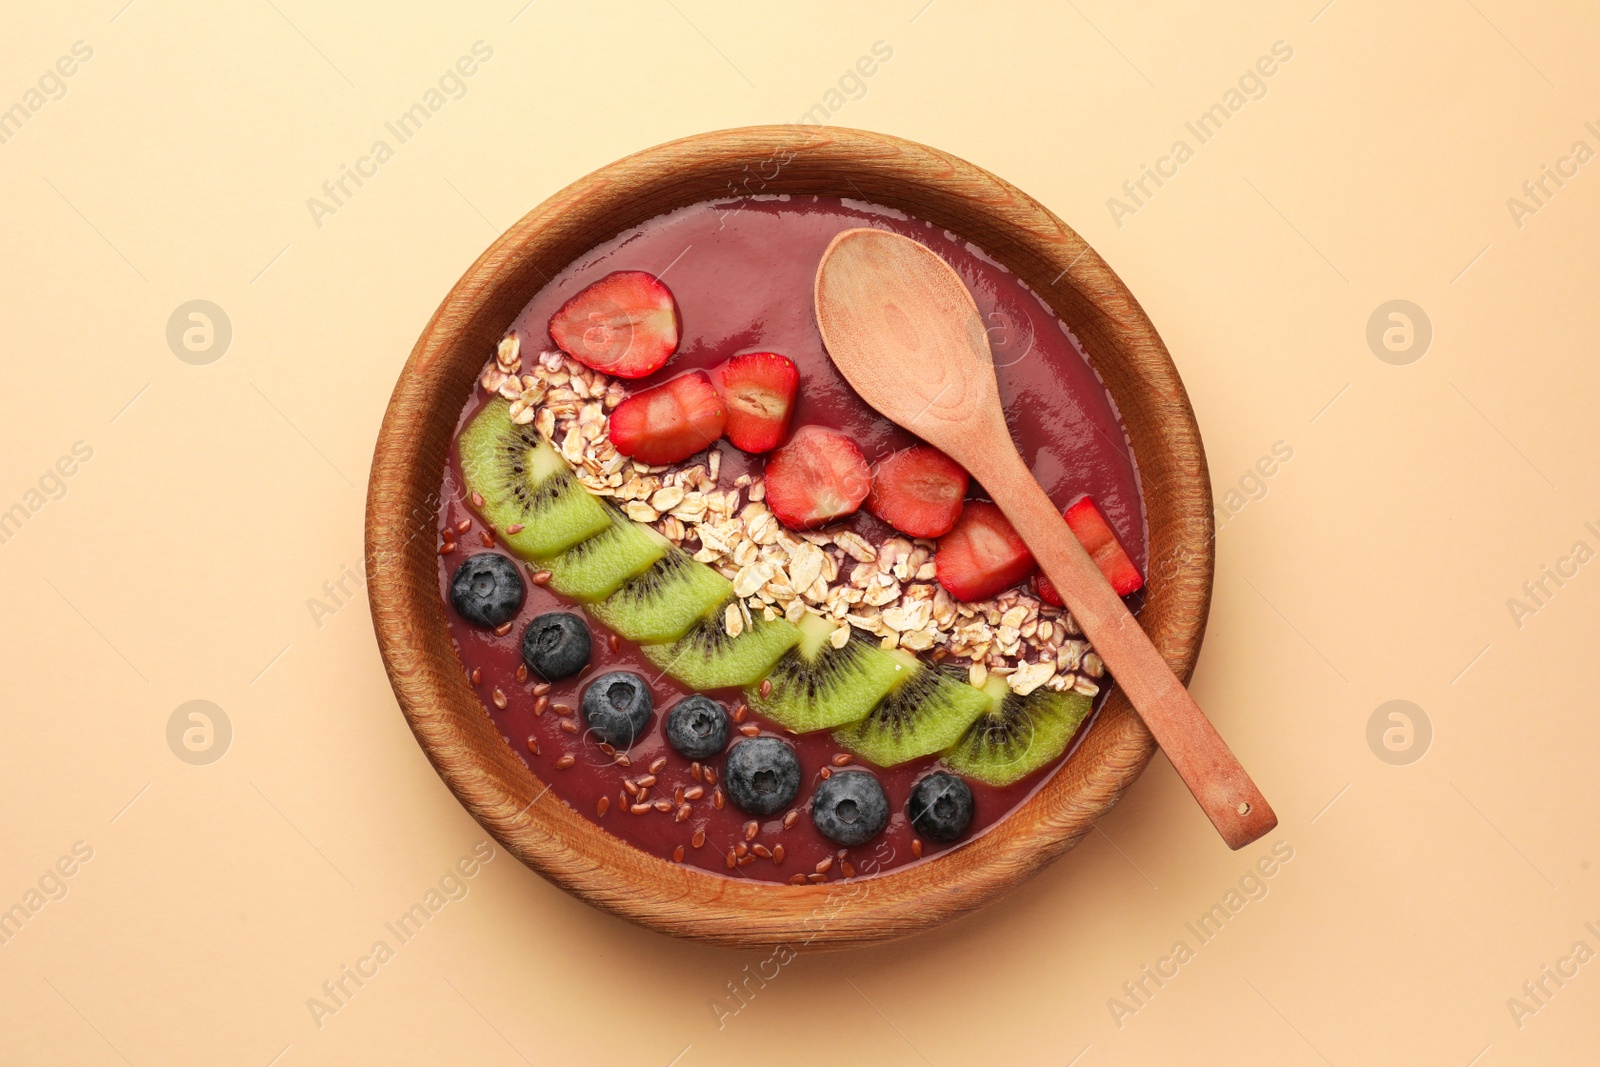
763, 425, 871, 530
1036, 496, 1144, 603
548, 270, 680, 378
865, 445, 969, 538
607, 370, 726, 465
713, 351, 798, 453
935, 501, 1035, 602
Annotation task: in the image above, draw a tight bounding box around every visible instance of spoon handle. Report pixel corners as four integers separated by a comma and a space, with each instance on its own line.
970, 447, 1277, 850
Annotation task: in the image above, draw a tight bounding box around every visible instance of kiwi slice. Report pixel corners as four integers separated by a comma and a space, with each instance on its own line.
587, 548, 732, 643
832, 662, 995, 767
458, 398, 610, 559
544, 509, 669, 602
641, 599, 801, 690
748, 613, 916, 732
941, 677, 1094, 787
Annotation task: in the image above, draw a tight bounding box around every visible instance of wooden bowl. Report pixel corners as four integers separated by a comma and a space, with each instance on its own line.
366, 126, 1212, 948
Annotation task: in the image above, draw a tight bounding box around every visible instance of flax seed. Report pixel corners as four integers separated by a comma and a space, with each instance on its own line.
807, 873, 827, 884
637, 774, 657, 788
532, 682, 551, 696
614, 754, 631, 767
531, 570, 552, 585
559, 719, 579, 734
712, 788, 724, 810
726, 849, 737, 869
526, 736, 540, 755
837, 849, 847, 860
752, 844, 771, 859
705, 767, 718, 786
673, 786, 684, 805
675, 804, 691, 822
649, 756, 667, 774
789, 873, 808, 885
654, 799, 673, 812
738, 724, 760, 737
692, 829, 706, 848
622, 780, 639, 797
455, 518, 472, 533
438, 542, 455, 555
534, 695, 549, 715
673, 845, 685, 863
737, 854, 755, 867
480, 530, 495, 548
494, 622, 513, 636
759, 678, 773, 699
831, 753, 853, 767
470, 668, 482, 686
631, 802, 651, 815
636, 787, 650, 804
492, 687, 507, 709
553, 703, 574, 716
619, 789, 628, 809
597, 796, 609, 817
744, 821, 759, 841
516, 664, 528, 683
609, 634, 621, 653
690, 762, 703, 782
815, 857, 833, 874
505, 523, 525, 534
599, 742, 615, 756
555, 754, 575, 769
684, 785, 704, 801
819, 766, 832, 779
841, 860, 856, 878
783, 810, 799, 829
471, 492, 484, 507
772, 844, 785, 864
732, 703, 748, 724
912, 838, 923, 858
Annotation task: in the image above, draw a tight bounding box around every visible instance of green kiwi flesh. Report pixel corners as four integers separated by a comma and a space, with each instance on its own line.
747, 613, 915, 732
641, 600, 802, 689
544, 508, 669, 602
832, 661, 995, 767
941, 676, 1094, 787
586, 548, 732, 644
457, 398, 610, 558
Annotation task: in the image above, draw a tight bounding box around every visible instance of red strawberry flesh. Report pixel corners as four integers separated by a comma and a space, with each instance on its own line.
715, 351, 798, 454
607, 370, 726, 465
865, 445, 969, 538
548, 270, 680, 379
763, 425, 871, 530
1037, 496, 1144, 602
935, 501, 1035, 602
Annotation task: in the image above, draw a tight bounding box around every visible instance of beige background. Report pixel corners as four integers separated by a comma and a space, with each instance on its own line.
2, 0, 1597, 1063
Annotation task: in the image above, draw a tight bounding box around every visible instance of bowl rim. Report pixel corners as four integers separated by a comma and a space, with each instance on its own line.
365, 125, 1213, 948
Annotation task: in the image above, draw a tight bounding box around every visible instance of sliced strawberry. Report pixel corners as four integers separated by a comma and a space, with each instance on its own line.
1037, 496, 1144, 603
607, 370, 726, 465
549, 270, 680, 378
713, 351, 799, 453
763, 425, 871, 530
935, 501, 1035, 602
865, 446, 969, 538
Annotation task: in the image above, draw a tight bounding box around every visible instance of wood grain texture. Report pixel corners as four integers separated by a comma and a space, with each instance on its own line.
814, 228, 1275, 849
365, 126, 1217, 947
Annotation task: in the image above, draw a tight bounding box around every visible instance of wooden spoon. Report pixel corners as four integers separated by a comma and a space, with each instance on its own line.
815, 228, 1276, 849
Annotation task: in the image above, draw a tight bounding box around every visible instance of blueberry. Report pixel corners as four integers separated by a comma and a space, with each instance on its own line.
664, 695, 728, 761
580, 671, 653, 749
520, 612, 591, 680
810, 770, 889, 846
723, 737, 800, 816
450, 553, 525, 628
908, 772, 973, 843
